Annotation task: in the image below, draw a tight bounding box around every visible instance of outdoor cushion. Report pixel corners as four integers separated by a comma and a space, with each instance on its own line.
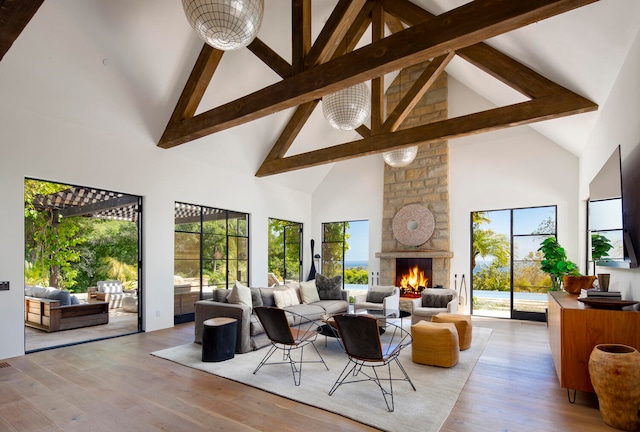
97, 280, 124, 294
44, 288, 72, 306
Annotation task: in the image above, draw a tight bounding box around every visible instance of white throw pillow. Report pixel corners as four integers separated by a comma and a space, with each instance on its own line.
227, 281, 253, 308
299, 280, 320, 304
273, 287, 300, 308
98, 280, 123, 294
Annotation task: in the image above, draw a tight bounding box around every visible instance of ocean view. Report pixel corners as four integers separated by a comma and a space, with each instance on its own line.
345, 260, 368, 269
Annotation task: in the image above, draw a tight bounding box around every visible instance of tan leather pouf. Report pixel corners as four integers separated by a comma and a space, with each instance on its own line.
433, 313, 472, 350
411, 321, 459, 367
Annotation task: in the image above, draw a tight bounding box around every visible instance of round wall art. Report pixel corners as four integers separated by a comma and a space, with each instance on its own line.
392, 204, 435, 247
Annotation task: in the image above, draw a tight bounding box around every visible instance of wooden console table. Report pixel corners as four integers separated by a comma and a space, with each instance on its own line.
547, 291, 640, 396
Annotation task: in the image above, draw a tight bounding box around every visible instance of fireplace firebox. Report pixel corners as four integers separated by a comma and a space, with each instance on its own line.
395, 258, 432, 295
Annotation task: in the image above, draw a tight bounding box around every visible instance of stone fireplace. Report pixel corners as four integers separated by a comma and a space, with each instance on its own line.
375, 60, 453, 288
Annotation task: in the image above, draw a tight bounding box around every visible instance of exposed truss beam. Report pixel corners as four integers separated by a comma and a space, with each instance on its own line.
0, 0, 44, 61
248, 37, 292, 79
292, 0, 311, 73
256, 92, 596, 177
158, 0, 598, 149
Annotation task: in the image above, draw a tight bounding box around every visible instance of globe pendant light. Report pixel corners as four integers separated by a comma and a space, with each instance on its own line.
383, 147, 418, 167
182, 0, 264, 51
322, 83, 371, 131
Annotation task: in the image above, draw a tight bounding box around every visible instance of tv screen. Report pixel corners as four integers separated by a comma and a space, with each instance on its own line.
621, 144, 640, 267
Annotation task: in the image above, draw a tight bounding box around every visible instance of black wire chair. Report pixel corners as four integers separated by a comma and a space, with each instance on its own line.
328, 313, 415, 412
253, 306, 328, 386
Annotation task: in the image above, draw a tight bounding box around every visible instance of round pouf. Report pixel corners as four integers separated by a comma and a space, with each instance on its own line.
411, 321, 459, 367
432, 313, 472, 350
588, 344, 640, 431
202, 317, 238, 362
122, 295, 138, 313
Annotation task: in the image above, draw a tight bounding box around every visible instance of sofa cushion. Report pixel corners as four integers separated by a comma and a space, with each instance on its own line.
299, 280, 320, 304
316, 273, 343, 300
422, 293, 453, 308
314, 299, 349, 315
250, 288, 263, 308
366, 286, 395, 303
70, 295, 81, 305
273, 287, 300, 308
212, 288, 231, 302
227, 281, 252, 308
284, 303, 325, 320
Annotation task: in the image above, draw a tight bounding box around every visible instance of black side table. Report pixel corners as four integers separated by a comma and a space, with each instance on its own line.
202, 317, 237, 362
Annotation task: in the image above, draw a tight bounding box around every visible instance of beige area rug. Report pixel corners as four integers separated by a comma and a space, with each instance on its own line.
152, 326, 492, 432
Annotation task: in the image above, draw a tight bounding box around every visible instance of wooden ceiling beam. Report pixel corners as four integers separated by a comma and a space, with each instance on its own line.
255, 92, 597, 177
303, 0, 368, 68
0, 0, 44, 61
262, 100, 319, 161
382, 52, 455, 134
292, 0, 311, 73
384, 12, 405, 34
158, 0, 598, 149
331, 1, 374, 59
248, 37, 292, 79
163, 44, 223, 130
370, 2, 385, 135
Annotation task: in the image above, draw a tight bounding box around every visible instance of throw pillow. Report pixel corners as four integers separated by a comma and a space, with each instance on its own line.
315, 273, 343, 300
250, 287, 263, 308
422, 293, 453, 308
365, 286, 395, 303
227, 281, 253, 308
273, 287, 300, 308
98, 280, 123, 294
299, 280, 320, 304
44, 288, 72, 306
70, 295, 80, 305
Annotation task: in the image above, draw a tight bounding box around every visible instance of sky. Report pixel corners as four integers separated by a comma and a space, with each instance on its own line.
345, 220, 369, 261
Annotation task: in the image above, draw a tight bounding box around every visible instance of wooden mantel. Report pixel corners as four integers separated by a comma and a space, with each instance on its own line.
375, 250, 453, 259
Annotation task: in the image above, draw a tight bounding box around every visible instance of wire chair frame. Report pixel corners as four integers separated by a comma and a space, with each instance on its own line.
328, 314, 416, 412
253, 306, 328, 386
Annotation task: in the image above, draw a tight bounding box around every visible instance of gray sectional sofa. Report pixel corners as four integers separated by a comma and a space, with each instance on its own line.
194, 281, 349, 353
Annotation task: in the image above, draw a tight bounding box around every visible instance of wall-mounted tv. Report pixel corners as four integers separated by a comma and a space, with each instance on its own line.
589, 145, 639, 268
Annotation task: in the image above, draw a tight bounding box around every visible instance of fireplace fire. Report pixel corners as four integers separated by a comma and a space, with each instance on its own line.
395, 258, 432, 296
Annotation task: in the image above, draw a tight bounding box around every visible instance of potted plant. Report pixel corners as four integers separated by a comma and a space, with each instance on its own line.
538, 237, 595, 293
591, 233, 613, 269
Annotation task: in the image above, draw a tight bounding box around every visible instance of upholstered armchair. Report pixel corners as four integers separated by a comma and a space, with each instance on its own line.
410, 288, 458, 325
354, 286, 401, 318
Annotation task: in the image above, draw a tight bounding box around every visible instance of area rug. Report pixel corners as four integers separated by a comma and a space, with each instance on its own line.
151, 326, 492, 432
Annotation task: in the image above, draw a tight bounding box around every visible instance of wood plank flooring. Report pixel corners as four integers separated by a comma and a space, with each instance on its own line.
0, 317, 616, 431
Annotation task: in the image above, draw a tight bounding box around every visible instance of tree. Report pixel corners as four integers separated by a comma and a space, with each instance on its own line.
472, 212, 510, 270
24, 180, 85, 289
321, 222, 351, 278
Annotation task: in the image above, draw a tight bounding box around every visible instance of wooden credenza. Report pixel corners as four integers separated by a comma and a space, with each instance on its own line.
547, 291, 640, 393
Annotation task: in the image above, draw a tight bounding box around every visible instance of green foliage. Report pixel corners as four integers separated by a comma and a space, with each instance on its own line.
24, 180, 84, 289
344, 267, 368, 284
537, 237, 580, 289
99, 257, 138, 290
474, 261, 510, 291
472, 212, 510, 269
268, 219, 301, 281
321, 222, 351, 277
591, 233, 613, 261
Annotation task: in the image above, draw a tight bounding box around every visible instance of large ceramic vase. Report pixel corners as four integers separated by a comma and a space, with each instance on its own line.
562, 275, 597, 294
588, 344, 640, 431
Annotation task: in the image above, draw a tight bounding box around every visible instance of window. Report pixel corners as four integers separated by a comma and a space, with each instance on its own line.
268, 218, 302, 285
321, 220, 369, 290
471, 205, 556, 321
174, 203, 249, 322
588, 198, 624, 268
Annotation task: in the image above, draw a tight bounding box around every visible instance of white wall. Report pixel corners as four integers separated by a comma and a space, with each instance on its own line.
310, 155, 385, 281
448, 78, 580, 313
579, 26, 640, 299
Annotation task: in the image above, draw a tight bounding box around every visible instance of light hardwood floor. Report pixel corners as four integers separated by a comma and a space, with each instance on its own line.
0, 317, 617, 431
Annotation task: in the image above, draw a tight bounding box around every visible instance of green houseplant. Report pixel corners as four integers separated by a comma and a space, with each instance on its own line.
591, 233, 613, 265
538, 237, 580, 291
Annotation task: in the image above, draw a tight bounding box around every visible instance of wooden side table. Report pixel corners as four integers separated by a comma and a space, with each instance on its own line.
202, 317, 237, 362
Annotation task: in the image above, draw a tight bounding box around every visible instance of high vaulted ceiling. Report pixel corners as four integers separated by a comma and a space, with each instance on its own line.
2, 1, 640, 192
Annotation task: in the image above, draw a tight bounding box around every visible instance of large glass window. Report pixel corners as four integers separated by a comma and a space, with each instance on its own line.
268, 218, 302, 285
471, 205, 556, 321
174, 203, 249, 323
321, 220, 369, 293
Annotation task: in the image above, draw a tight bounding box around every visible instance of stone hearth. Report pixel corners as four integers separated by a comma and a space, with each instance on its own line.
375, 61, 452, 287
